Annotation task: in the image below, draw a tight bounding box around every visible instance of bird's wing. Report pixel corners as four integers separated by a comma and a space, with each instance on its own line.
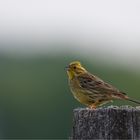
77, 73, 125, 96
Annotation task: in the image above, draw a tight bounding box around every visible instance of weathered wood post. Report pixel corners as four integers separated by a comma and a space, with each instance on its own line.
72, 106, 140, 139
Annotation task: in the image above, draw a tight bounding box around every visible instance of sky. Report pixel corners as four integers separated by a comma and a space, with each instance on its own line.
0, 0, 140, 68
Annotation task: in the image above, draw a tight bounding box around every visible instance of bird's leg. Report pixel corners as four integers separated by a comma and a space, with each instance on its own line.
89, 100, 101, 109
89, 104, 96, 109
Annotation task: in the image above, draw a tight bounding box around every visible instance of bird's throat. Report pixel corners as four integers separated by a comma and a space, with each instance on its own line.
67, 71, 75, 80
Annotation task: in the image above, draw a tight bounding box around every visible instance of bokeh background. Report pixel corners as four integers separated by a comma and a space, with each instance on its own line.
0, 0, 140, 138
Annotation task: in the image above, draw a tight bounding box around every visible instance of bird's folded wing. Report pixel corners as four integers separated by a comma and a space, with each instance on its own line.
77, 73, 121, 95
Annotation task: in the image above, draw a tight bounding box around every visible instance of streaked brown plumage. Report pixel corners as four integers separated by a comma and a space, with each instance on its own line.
66, 61, 140, 109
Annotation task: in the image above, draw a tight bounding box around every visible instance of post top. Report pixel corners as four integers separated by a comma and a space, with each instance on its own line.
74, 105, 140, 112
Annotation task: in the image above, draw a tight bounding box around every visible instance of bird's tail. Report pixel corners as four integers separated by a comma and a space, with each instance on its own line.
126, 98, 140, 105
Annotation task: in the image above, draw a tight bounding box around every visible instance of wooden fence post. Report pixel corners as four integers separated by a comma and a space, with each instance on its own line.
71, 106, 140, 139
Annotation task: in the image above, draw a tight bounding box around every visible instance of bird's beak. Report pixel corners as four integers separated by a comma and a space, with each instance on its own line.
65, 66, 70, 71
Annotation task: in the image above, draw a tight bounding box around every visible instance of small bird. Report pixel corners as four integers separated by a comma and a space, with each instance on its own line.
66, 61, 140, 109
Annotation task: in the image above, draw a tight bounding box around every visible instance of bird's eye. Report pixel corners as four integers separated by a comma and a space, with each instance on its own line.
73, 66, 76, 69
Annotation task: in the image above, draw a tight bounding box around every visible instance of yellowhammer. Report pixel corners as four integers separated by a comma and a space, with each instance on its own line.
66, 61, 140, 109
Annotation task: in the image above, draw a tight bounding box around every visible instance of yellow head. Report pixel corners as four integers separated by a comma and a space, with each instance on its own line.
66, 61, 87, 80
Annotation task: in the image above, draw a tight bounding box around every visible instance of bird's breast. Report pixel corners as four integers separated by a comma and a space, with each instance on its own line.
69, 78, 95, 105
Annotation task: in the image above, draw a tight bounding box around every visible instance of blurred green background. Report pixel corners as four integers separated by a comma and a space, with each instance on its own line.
0, 49, 140, 139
